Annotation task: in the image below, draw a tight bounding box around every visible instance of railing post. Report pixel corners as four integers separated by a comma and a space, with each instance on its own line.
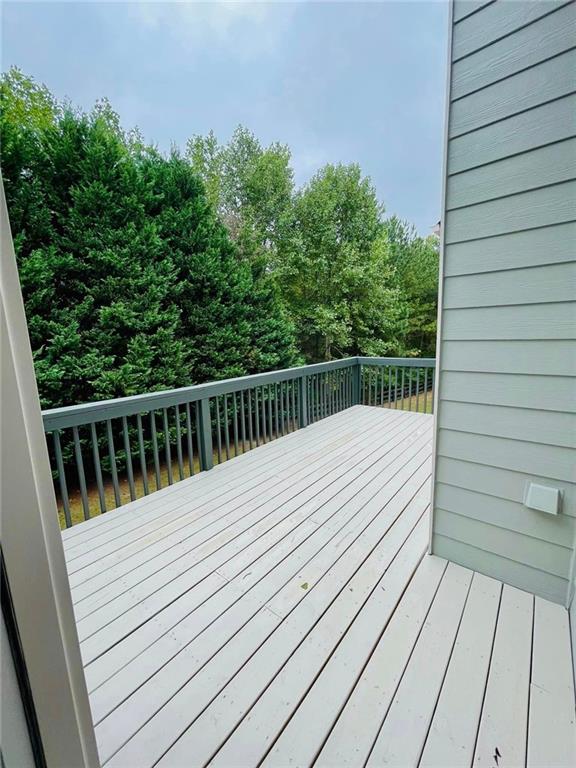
298, 375, 308, 428
352, 361, 362, 405
198, 397, 213, 470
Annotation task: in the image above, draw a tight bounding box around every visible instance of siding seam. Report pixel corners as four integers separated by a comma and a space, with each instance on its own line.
449, 90, 576, 140
446, 216, 576, 247
437, 422, 576, 451
453, 0, 496, 25
451, 46, 576, 103
451, 0, 574, 63
446, 179, 576, 212
433, 531, 571, 582
444, 257, 576, 279
447, 136, 576, 178
436, 449, 575, 485
436, 507, 574, 554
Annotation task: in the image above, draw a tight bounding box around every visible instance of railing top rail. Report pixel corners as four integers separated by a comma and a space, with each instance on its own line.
42, 356, 436, 431
41, 357, 358, 431
357, 356, 436, 368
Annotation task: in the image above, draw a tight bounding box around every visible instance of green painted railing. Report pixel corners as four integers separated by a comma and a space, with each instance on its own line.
42, 357, 435, 528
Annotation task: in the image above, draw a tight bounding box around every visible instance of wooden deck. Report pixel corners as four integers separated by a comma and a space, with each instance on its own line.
62, 406, 576, 768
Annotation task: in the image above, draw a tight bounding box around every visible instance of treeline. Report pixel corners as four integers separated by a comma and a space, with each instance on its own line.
1, 69, 438, 410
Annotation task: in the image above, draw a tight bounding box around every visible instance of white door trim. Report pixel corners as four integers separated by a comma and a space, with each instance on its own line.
0, 178, 99, 768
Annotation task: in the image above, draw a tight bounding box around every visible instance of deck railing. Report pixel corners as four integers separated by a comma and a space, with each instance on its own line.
42, 356, 435, 528
359, 357, 436, 412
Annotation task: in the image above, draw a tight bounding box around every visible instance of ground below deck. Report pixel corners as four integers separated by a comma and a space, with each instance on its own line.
62, 406, 576, 768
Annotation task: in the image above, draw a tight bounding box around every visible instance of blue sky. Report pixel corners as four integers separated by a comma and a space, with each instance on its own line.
2, 1, 448, 233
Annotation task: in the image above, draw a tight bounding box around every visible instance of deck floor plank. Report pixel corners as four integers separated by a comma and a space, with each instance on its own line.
58, 406, 575, 768
473, 585, 534, 768
527, 597, 576, 767
419, 572, 502, 768
314, 554, 448, 767
365, 561, 474, 767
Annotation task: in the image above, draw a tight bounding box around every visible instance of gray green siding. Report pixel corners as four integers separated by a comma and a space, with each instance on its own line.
432, 0, 576, 605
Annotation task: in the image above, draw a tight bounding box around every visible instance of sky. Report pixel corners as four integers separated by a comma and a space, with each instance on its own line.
1, 1, 449, 233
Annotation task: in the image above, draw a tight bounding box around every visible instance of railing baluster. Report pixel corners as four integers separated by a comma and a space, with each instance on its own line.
283, 382, 287, 431
254, 387, 260, 447
394, 367, 399, 409
216, 396, 223, 463
72, 426, 90, 520
267, 384, 273, 440
260, 386, 266, 444
197, 398, 214, 470
174, 405, 185, 480
162, 408, 173, 484
122, 416, 136, 501
185, 402, 194, 474
150, 411, 162, 490
299, 376, 308, 429
240, 390, 247, 452
106, 419, 122, 506
247, 389, 254, 448
401, 369, 406, 410
416, 369, 421, 413
423, 369, 429, 414
274, 383, 280, 434
53, 430, 72, 527
224, 394, 231, 459
232, 394, 239, 457
90, 422, 107, 513
136, 414, 149, 494
291, 380, 296, 430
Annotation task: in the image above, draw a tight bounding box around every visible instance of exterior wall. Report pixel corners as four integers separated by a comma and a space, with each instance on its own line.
431, 0, 576, 605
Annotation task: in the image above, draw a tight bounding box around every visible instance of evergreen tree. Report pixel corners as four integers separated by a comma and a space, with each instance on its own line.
1, 69, 299, 409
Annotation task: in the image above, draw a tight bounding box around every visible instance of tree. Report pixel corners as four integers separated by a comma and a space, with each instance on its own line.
187, 125, 294, 263
278, 164, 407, 362
385, 216, 439, 357
1, 69, 299, 409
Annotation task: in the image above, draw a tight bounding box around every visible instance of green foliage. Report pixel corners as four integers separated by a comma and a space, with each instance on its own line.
2, 69, 438, 412
277, 164, 407, 361
187, 126, 294, 262
1, 69, 299, 409
188, 127, 439, 364
385, 216, 439, 357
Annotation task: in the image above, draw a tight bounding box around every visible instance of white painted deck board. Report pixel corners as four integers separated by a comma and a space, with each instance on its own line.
60, 407, 576, 768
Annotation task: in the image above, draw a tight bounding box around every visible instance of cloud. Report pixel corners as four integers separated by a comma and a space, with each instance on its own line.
127, 1, 297, 54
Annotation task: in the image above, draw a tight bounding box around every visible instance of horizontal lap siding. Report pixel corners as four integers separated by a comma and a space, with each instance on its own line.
432, 0, 576, 605
448, 95, 576, 173
440, 371, 576, 412
444, 223, 576, 275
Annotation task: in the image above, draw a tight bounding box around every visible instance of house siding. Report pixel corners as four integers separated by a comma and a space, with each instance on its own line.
431, 0, 576, 606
